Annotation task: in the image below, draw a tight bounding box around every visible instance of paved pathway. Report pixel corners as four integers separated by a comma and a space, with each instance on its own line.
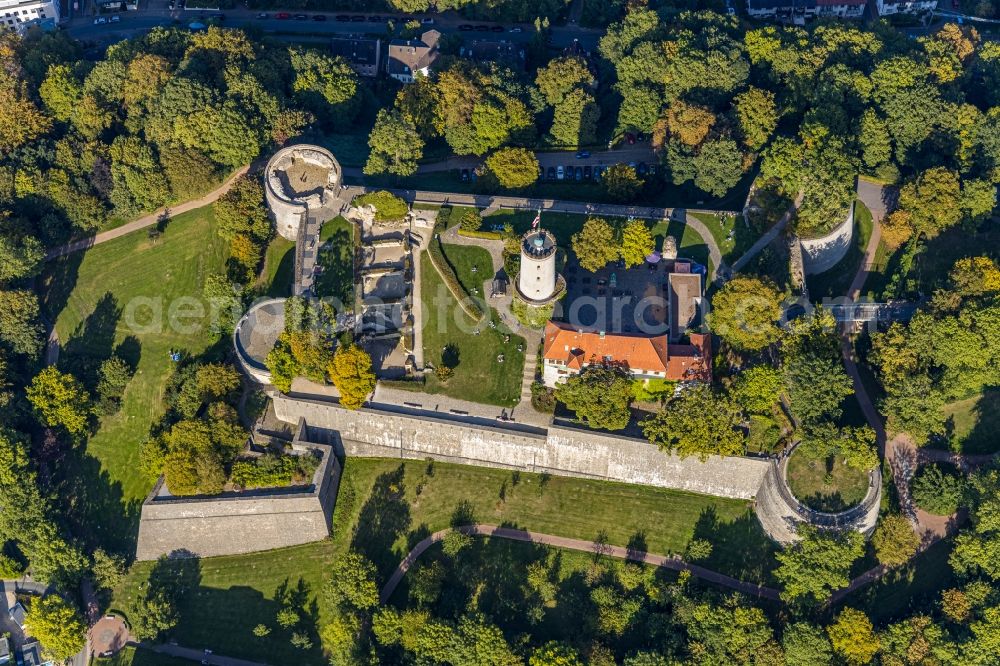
396, 189, 726, 282
45, 166, 250, 261
379, 524, 782, 604
144, 642, 271, 666
846, 200, 885, 301
730, 196, 800, 273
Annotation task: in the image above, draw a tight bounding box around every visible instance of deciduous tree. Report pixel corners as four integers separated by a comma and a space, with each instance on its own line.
571, 217, 618, 272
485, 147, 539, 189
25, 595, 86, 662
643, 385, 745, 460
603, 163, 643, 203
554, 364, 633, 431
775, 525, 864, 604
708, 277, 783, 351
328, 344, 376, 410
26, 367, 92, 435
365, 109, 424, 177
827, 608, 879, 666
619, 220, 654, 268
872, 514, 920, 567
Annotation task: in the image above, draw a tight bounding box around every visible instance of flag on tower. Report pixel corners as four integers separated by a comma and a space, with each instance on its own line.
531, 210, 541, 229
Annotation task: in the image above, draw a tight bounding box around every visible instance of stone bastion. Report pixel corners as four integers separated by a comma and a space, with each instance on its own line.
265, 144, 342, 241
798, 201, 855, 276
233, 298, 286, 385
134, 426, 341, 561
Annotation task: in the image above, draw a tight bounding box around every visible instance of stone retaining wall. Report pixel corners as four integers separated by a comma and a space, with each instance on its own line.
799, 202, 855, 276
272, 395, 770, 500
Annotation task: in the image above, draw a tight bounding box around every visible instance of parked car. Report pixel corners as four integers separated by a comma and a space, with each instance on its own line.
509, 26, 522, 32
547, 166, 556, 179
350, 15, 365, 21
93, 16, 107, 24
637, 162, 648, 176
556, 165, 564, 180
648, 163, 657, 175
188, 20, 205, 29
460, 168, 470, 182
583, 165, 592, 180
110, 14, 120, 21
459, 24, 474, 30
625, 132, 636, 145
594, 165, 605, 180
208, 12, 225, 20
475, 24, 489, 31
294, 14, 308, 20
312, 14, 327, 20
256, 12, 269, 18
421, 17, 435, 24
335, 14, 350, 21
575, 150, 590, 159
275, 12, 291, 19
490, 25, 504, 32
575, 166, 583, 180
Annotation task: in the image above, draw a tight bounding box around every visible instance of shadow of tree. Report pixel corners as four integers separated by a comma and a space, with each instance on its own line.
693, 506, 778, 586
957, 388, 1000, 455
316, 229, 353, 304
59, 292, 123, 387
350, 464, 412, 581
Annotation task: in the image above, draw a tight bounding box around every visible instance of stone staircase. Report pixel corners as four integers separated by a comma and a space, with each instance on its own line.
519, 352, 538, 404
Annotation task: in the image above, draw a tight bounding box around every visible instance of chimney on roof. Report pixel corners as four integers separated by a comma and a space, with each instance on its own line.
599, 331, 605, 339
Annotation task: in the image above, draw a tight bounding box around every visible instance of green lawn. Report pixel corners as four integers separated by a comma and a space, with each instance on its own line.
40, 207, 228, 552
258, 235, 295, 297
116, 457, 773, 663
315, 216, 354, 307
419, 243, 525, 406
940, 390, 1000, 454
690, 211, 752, 262
92, 646, 192, 666
807, 201, 875, 299
786, 450, 870, 513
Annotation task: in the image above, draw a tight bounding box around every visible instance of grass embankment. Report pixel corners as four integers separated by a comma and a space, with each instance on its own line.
116, 458, 774, 663
40, 207, 228, 550
419, 242, 525, 406
939, 390, 1000, 454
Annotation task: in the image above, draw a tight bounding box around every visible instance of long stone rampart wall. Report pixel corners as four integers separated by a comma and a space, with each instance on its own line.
273, 395, 770, 500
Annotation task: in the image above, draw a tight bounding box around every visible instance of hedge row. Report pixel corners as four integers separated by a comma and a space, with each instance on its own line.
427, 236, 485, 321
230, 453, 319, 490
457, 229, 503, 240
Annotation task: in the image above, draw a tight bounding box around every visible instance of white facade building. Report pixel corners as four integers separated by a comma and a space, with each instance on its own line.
746, 0, 865, 21
875, 0, 937, 14
1, 0, 58, 33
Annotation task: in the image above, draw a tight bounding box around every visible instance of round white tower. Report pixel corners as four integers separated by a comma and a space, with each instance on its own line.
264, 145, 342, 241
518, 229, 557, 303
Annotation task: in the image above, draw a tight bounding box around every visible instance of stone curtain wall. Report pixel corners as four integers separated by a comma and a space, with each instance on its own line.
273, 396, 770, 500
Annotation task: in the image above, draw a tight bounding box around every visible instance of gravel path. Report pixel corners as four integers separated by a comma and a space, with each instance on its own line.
45, 166, 250, 261
379, 524, 782, 604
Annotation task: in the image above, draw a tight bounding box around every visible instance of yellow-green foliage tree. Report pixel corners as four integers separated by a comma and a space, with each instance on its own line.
620, 219, 654, 268
329, 344, 376, 410
25, 595, 87, 662
26, 367, 92, 435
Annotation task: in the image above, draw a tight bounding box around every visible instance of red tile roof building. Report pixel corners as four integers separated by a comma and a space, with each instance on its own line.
541, 321, 711, 386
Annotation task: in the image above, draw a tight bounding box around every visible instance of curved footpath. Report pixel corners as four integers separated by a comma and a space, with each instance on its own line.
45, 166, 250, 261
379, 524, 782, 604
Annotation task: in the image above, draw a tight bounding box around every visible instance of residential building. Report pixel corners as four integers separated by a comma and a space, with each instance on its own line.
0, 0, 58, 33
668, 262, 703, 343
8, 601, 26, 631
875, 0, 937, 14
18, 642, 53, 666
745, 0, 865, 22
330, 36, 381, 78
387, 29, 440, 84
463, 39, 526, 70
541, 323, 712, 387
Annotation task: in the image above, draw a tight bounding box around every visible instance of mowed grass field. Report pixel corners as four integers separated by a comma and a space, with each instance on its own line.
40, 207, 228, 549
116, 457, 770, 664
94, 646, 192, 666
419, 243, 525, 406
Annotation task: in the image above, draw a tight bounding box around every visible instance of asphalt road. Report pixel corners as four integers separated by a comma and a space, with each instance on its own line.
64, 3, 602, 51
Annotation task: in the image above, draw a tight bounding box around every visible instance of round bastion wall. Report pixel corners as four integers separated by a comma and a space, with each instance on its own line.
233, 298, 286, 385
799, 201, 855, 276
265, 145, 342, 241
